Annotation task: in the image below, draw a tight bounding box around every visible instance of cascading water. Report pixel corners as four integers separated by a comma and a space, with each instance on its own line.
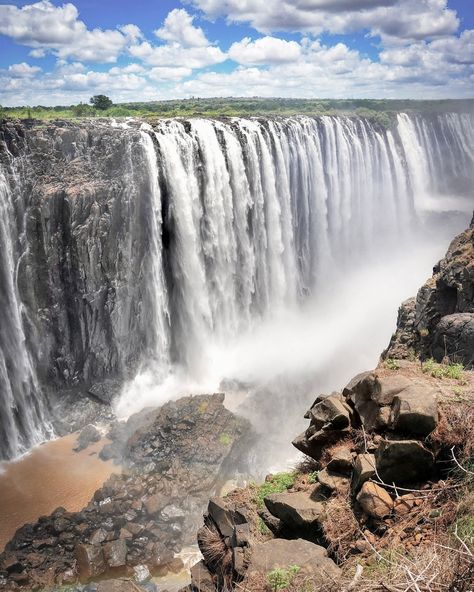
0, 111, 472, 459
0, 168, 51, 459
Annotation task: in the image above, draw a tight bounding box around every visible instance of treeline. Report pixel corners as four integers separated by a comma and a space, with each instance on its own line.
1, 97, 473, 125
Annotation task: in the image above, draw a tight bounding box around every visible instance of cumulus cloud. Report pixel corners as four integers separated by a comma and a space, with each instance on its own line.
229, 36, 301, 65
187, 0, 459, 43
8, 62, 42, 77
0, 1, 141, 62
155, 8, 209, 48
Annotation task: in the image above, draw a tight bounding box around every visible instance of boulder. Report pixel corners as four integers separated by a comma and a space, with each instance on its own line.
391, 383, 438, 436
74, 424, 101, 452
357, 482, 393, 519
264, 491, 325, 529
207, 498, 237, 538
352, 454, 376, 492
75, 543, 106, 581
372, 375, 413, 405
144, 493, 166, 515
376, 440, 434, 485
326, 446, 353, 475
190, 560, 215, 592
246, 538, 340, 583
103, 539, 127, 569
432, 313, 474, 367
309, 393, 352, 430
317, 469, 350, 493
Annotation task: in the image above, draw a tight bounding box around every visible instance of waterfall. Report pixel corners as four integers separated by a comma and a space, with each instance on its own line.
0, 168, 51, 459
0, 111, 472, 456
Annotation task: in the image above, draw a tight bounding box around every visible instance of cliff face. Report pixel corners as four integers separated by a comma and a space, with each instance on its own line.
1, 113, 473, 460
385, 214, 474, 367
1, 120, 157, 389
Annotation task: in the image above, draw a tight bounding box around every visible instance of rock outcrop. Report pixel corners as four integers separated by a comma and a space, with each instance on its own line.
385, 215, 474, 367
0, 394, 252, 591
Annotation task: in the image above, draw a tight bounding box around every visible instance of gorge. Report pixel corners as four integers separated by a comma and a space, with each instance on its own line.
0, 108, 473, 591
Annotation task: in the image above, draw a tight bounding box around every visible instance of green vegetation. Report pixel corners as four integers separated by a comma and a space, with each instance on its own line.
422, 359, 464, 380
90, 94, 113, 110
254, 472, 296, 508
1, 98, 473, 126
267, 565, 300, 591
257, 517, 271, 535
218, 433, 232, 446
385, 358, 401, 370
308, 471, 319, 484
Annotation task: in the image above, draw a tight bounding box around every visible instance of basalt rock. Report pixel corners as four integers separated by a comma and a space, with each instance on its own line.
384, 216, 474, 367
0, 394, 252, 591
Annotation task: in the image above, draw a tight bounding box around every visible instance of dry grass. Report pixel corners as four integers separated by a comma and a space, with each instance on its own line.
322, 489, 359, 561
430, 401, 474, 460
198, 524, 233, 570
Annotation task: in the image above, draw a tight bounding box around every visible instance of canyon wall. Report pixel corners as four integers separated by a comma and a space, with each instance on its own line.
0, 112, 473, 459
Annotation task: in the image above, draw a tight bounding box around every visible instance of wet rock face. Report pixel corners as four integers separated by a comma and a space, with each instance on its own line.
0, 120, 156, 389
0, 394, 252, 591
385, 215, 474, 367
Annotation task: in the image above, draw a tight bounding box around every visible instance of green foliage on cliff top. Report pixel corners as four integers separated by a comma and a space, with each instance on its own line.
254, 471, 296, 508
2, 98, 473, 128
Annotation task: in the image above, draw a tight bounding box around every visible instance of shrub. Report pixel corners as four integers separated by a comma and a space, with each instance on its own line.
267, 565, 300, 590
422, 359, 464, 380
385, 358, 400, 370
254, 472, 296, 508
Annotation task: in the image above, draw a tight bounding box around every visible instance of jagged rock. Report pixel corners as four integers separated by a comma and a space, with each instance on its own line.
326, 446, 354, 475
103, 539, 127, 569
394, 494, 417, 516
231, 524, 250, 548
232, 547, 247, 578
352, 454, 376, 491
357, 482, 393, 519
309, 392, 352, 430
207, 498, 238, 538
376, 440, 434, 485
373, 375, 413, 405
264, 491, 325, 529
75, 543, 106, 581
246, 538, 340, 583
432, 313, 474, 368
190, 560, 215, 592
89, 529, 108, 545
391, 383, 438, 435
88, 380, 122, 405
317, 469, 350, 493
385, 218, 474, 367
258, 510, 282, 536
144, 493, 166, 515
74, 424, 101, 452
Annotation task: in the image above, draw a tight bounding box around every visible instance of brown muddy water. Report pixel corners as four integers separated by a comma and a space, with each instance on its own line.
0, 432, 119, 551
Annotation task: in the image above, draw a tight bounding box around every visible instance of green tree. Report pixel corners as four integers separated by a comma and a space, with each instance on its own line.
89, 95, 113, 110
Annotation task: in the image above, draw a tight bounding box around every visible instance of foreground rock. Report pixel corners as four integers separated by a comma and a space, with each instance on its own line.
0, 394, 251, 591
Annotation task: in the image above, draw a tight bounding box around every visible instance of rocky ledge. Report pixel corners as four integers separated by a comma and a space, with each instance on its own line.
0, 394, 252, 591
182, 217, 474, 592
385, 214, 474, 367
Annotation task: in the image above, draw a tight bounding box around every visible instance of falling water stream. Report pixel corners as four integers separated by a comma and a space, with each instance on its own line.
0, 112, 473, 460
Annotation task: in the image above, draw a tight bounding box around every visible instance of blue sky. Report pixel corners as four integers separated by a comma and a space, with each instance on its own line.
0, 0, 473, 106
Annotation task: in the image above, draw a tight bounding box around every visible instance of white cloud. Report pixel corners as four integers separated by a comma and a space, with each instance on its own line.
0, 1, 141, 62
155, 8, 209, 48
188, 0, 459, 43
149, 66, 193, 81
229, 36, 301, 65
8, 62, 42, 77
130, 41, 226, 69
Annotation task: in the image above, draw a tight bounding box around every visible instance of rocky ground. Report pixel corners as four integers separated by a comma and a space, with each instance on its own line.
0, 394, 252, 591
180, 217, 474, 592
